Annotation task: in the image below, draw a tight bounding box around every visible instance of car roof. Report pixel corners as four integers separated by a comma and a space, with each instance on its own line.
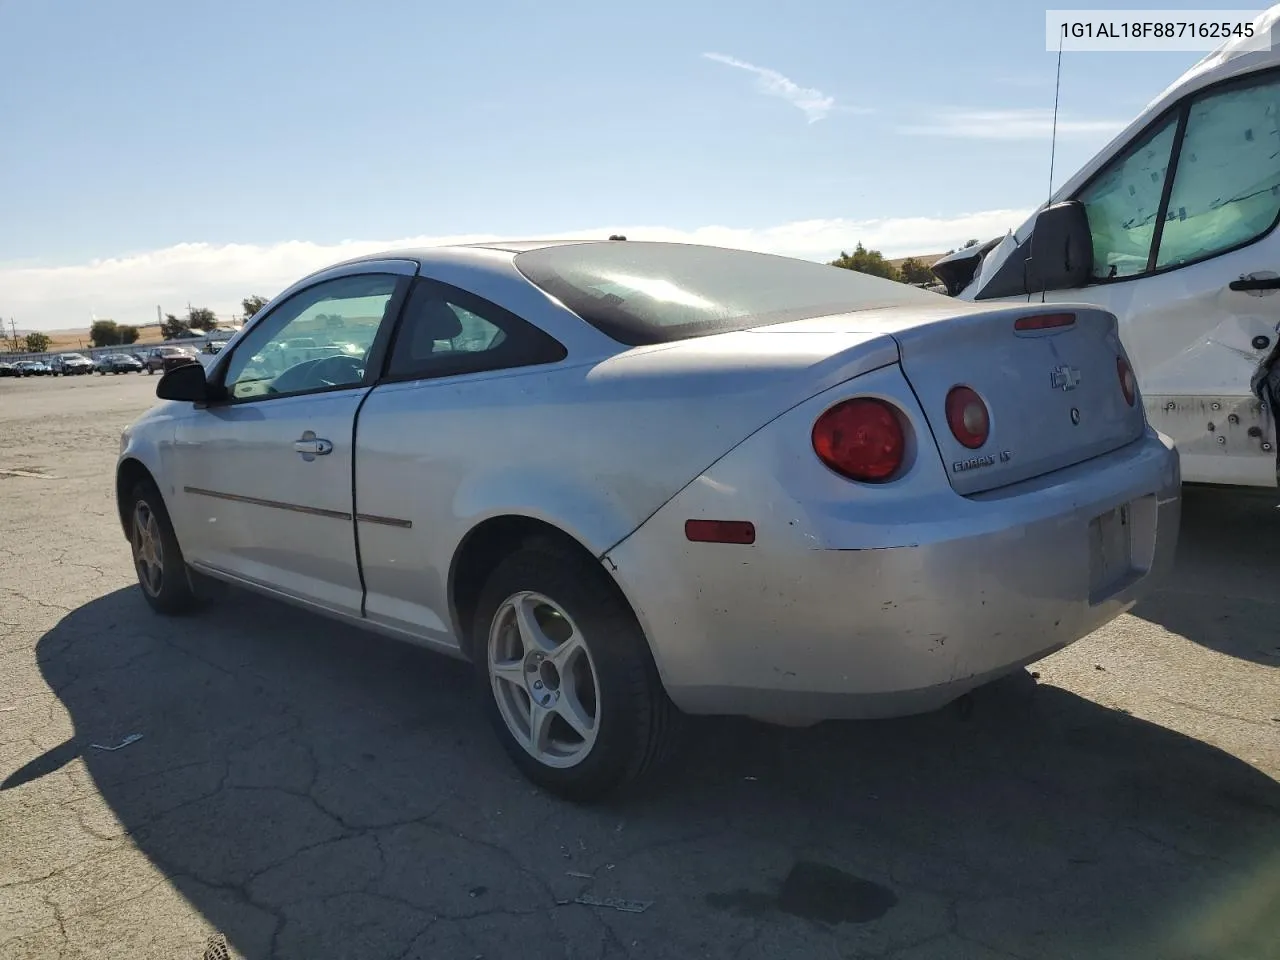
312, 238, 627, 274
283, 238, 797, 296
454, 239, 597, 253
363, 237, 803, 278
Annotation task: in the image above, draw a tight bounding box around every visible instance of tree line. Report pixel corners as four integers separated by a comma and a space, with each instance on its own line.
5, 295, 273, 355
87, 296, 273, 347
828, 239, 980, 284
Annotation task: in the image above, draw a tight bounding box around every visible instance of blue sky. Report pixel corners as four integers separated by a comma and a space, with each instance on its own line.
0, 0, 1209, 329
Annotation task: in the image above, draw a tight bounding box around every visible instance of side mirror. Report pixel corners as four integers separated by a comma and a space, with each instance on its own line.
1027, 201, 1093, 292
156, 361, 210, 402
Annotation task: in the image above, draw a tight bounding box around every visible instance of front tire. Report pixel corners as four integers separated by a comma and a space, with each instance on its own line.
473, 540, 682, 801
127, 480, 200, 615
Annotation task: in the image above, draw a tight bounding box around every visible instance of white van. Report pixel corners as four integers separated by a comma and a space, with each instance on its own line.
933, 5, 1280, 488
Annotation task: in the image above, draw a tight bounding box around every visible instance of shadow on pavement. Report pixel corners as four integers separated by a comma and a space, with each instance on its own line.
1132, 485, 1280, 665
20, 585, 1280, 959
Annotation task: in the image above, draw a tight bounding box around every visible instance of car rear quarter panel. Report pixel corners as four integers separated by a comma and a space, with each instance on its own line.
351, 350, 869, 639
600, 363, 1181, 716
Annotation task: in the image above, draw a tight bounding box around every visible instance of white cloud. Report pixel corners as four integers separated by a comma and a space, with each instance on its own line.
2, 211, 1034, 331
701, 52, 842, 123
898, 108, 1126, 140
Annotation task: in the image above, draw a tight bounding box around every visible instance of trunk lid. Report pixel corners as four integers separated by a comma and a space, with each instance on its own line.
891, 305, 1145, 495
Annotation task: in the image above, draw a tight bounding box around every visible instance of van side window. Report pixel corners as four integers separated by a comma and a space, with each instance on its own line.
1073, 72, 1280, 283
1156, 80, 1280, 269
1077, 117, 1177, 280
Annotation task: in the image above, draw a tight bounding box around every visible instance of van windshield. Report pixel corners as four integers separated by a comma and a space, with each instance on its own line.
513, 242, 941, 346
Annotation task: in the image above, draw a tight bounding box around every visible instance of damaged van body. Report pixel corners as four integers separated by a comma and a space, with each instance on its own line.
933, 5, 1280, 488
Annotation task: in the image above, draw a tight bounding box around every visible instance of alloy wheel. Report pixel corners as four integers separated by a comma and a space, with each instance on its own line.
487, 591, 601, 769
131, 500, 164, 597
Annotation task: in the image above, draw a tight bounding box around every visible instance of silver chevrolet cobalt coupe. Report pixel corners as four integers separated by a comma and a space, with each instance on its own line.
116, 239, 1181, 799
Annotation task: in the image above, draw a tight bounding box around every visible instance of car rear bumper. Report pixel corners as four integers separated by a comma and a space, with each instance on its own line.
604, 424, 1181, 722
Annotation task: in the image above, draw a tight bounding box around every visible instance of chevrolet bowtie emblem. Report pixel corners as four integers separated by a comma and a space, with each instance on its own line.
1050, 364, 1082, 392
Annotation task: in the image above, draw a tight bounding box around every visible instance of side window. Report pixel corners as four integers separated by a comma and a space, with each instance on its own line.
1077, 116, 1177, 280
221, 274, 401, 401
1156, 79, 1280, 269
385, 279, 567, 381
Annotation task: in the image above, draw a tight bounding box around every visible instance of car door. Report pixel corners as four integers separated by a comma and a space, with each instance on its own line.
989, 70, 1280, 487
169, 261, 414, 615
353, 276, 569, 646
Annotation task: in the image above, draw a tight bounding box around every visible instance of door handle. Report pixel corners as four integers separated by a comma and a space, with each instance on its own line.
294, 432, 333, 459
1229, 276, 1280, 291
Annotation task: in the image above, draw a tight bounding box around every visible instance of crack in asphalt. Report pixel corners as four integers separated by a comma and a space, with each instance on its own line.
1157, 694, 1277, 728
3, 382, 1279, 960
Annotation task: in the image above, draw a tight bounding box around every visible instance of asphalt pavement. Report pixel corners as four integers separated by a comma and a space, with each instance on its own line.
1, 372, 1277, 959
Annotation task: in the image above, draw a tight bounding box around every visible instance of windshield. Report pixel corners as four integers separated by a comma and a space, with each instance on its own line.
512, 241, 942, 346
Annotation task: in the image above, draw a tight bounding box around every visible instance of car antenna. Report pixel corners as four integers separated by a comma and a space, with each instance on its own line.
1042, 30, 1066, 304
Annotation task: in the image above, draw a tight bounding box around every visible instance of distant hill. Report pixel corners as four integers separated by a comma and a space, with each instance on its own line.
26, 323, 167, 352
887, 252, 948, 269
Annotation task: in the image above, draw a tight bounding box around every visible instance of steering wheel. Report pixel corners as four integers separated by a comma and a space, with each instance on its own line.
309, 353, 365, 387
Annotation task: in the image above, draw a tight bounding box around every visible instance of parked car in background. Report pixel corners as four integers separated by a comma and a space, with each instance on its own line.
14, 360, 50, 376
96, 353, 145, 374
141, 345, 198, 374
0, 361, 16, 377
117, 240, 1182, 799
48, 353, 95, 376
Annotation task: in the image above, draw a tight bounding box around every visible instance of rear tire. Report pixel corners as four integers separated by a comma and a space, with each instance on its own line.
127, 479, 201, 615
472, 539, 683, 801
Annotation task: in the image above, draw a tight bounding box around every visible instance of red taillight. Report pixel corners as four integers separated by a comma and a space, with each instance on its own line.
1117, 356, 1137, 406
1014, 312, 1075, 331
945, 386, 990, 449
684, 520, 756, 544
811, 398, 905, 483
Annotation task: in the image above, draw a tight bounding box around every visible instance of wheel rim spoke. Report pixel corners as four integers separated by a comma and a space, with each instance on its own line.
548, 632, 585, 671
556, 686, 595, 740
528, 700, 555, 754
512, 595, 557, 655
490, 658, 526, 688
147, 516, 163, 567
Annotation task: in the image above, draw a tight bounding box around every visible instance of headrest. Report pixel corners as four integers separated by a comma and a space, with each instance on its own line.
409, 297, 463, 357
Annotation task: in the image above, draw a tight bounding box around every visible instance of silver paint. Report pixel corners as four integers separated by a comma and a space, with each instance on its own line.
118, 243, 1182, 721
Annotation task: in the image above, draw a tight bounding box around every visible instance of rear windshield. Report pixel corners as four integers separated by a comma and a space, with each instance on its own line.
513, 242, 942, 345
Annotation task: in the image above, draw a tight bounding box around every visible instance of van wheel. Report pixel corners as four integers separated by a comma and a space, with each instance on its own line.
473, 540, 682, 801
128, 480, 200, 615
